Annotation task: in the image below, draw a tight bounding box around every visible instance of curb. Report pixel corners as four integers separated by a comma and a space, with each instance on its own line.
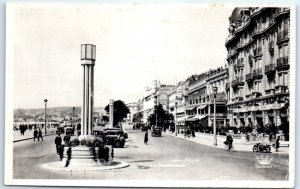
167, 134, 289, 154
43, 161, 130, 171
13, 133, 56, 143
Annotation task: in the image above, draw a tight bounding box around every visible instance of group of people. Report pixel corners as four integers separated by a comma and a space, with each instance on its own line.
54, 133, 73, 167
33, 128, 43, 141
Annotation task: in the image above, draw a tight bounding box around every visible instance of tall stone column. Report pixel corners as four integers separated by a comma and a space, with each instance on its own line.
109, 99, 114, 128
81, 44, 96, 136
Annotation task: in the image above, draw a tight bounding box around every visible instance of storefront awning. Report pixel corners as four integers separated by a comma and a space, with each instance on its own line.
197, 104, 208, 110
185, 106, 196, 111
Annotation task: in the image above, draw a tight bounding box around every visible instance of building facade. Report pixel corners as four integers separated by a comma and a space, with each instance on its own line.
225, 8, 290, 137
168, 81, 189, 127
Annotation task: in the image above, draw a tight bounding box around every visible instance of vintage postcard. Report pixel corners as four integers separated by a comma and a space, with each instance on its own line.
5, 3, 295, 188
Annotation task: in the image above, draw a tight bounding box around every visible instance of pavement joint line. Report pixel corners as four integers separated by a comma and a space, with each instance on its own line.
13, 133, 56, 143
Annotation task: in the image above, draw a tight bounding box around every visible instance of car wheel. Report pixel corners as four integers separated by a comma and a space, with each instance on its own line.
114, 141, 121, 148
253, 146, 258, 152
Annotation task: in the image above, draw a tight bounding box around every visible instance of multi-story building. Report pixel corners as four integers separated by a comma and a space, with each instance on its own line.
185, 73, 209, 130
225, 8, 290, 136
154, 84, 175, 110
168, 81, 189, 127
142, 80, 158, 123
126, 102, 138, 123
206, 67, 229, 129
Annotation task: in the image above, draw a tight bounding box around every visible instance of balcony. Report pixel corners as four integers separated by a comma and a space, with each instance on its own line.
246, 73, 253, 83
275, 85, 289, 94
236, 96, 244, 101
253, 68, 263, 79
277, 30, 289, 45
252, 91, 262, 98
265, 64, 276, 75
275, 8, 290, 20
276, 56, 289, 70
253, 47, 262, 58
265, 88, 275, 95
268, 41, 274, 53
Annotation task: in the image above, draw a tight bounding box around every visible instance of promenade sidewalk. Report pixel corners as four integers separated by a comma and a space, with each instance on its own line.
165, 131, 289, 154
13, 128, 56, 142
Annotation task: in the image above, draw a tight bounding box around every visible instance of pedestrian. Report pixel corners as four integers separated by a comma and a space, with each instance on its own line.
275, 136, 280, 152
64, 134, 71, 146
144, 131, 148, 145
33, 129, 38, 141
38, 128, 43, 141
58, 144, 65, 161
225, 133, 233, 151
55, 133, 62, 154
65, 147, 72, 167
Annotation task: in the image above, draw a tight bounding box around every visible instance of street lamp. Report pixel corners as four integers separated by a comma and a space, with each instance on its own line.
44, 99, 48, 135
213, 87, 218, 146
72, 107, 75, 129
175, 101, 178, 136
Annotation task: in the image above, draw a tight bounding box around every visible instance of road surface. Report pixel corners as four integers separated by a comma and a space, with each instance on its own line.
13, 128, 289, 180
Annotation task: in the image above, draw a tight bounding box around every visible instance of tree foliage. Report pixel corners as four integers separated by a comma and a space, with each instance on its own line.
147, 104, 174, 127
105, 100, 130, 126
133, 112, 143, 123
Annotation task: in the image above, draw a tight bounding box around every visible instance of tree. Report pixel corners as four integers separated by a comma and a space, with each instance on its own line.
147, 104, 174, 128
105, 100, 130, 127
133, 112, 143, 123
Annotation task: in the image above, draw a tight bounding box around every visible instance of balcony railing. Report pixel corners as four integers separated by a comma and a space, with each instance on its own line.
265, 64, 276, 74
253, 47, 262, 58
277, 30, 289, 44
276, 56, 289, 70
253, 68, 263, 79
246, 73, 253, 83
268, 41, 274, 53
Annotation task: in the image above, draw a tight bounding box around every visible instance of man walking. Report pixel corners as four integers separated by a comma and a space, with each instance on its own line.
55, 133, 62, 154
144, 131, 148, 145
33, 129, 38, 141
38, 128, 43, 141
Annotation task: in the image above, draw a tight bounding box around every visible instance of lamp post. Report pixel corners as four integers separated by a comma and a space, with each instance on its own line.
44, 99, 48, 135
213, 87, 218, 146
72, 107, 75, 130
175, 101, 178, 136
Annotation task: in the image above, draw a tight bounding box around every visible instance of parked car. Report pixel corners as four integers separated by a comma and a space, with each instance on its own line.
56, 126, 65, 134
93, 128, 126, 148
151, 127, 162, 137
103, 128, 128, 139
65, 126, 75, 135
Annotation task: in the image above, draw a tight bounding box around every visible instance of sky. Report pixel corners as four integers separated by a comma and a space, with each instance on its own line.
10, 3, 233, 109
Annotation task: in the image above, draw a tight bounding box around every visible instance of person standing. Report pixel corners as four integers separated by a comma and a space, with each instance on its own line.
38, 128, 43, 141
33, 129, 38, 141
144, 131, 148, 145
275, 136, 280, 152
54, 133, 62, 154
225, 133, 233, 151
64, 134, 71, 146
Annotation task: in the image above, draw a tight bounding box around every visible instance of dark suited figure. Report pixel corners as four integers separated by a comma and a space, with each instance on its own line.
38, 129, 43, 141
55, 133, 62, 154
65, 147, 72, 167
144, 131, 148, 145
33, 129, 38, 141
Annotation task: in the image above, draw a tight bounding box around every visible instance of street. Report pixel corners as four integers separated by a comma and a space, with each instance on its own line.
13, 128, 289, 180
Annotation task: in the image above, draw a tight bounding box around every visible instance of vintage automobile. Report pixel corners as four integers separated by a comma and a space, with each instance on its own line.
93, 128, 126, 148
103, 128, 128, 139
56, 126, 65, 134
151, 127, 162, 137
65, 126, 75, 136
